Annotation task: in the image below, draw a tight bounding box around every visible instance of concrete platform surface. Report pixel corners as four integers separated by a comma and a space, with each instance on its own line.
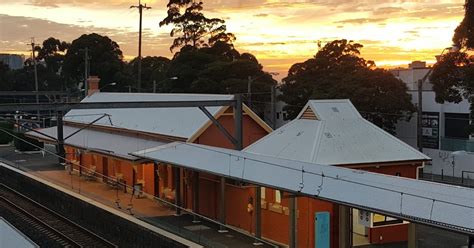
0, 146, 277, 248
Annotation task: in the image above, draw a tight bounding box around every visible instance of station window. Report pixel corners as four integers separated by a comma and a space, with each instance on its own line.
445, 113, 470, 139
275, 190, 281, 204
260, 187, 266, 199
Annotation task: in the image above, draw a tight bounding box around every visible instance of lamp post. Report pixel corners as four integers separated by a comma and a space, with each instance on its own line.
99, 82, 117, 91
153, 77, 178, 93
417, 45, 458, 152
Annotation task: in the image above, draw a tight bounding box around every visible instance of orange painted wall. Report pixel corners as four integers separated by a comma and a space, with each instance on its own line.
198, 174, 219, 219
118, 160, 134, 187
361, 164, 419, 179
191, 113, 269, 221
369, 223, 409, 244
143, 163, 156, 195
194, 114, 268, 149
225, 185, 254, 231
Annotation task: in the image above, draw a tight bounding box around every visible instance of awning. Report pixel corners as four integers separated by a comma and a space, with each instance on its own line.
132, 142, 474, 234
27, 126, 168, 161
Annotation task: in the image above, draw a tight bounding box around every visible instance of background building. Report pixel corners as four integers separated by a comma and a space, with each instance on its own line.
0, 54, 24, 70
391, 61, 474, 180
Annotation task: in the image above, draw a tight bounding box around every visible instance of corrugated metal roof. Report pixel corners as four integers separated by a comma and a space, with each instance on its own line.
132, 142, 474, 234
64, 93, 234, 139
26, 126, 168, 160
245, 99, 430, 165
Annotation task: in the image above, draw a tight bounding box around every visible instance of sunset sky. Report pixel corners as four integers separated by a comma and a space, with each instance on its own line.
0, 0, 466, 80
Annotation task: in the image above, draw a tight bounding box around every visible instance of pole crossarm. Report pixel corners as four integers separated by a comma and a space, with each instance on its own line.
198, 106, 238, 146
0, 100, 237, 112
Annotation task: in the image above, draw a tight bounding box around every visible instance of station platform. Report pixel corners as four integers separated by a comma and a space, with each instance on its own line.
0, 146, 276, 248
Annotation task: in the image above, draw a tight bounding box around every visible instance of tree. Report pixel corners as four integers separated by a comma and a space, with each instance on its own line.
279, 39, 415, 134
63, 33, 125, 91
128, 56, 171, 92
0, 62, 13, 92
160, 40, 275, 116
453, 0, 474, 49
431, 1, 474, 133
36, 37, 70, 74
160, 0, 233, 51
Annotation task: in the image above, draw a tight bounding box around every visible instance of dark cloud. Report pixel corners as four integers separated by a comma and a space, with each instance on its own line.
0, 14, 172, 59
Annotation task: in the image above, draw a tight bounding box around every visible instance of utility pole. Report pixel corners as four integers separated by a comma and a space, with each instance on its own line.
131, 0, 151, 93
29, 38, 40, 122
417, 79, 423, 152
247, 76, 252, 110
84, 48, 89, 97
271, 85, 276, 129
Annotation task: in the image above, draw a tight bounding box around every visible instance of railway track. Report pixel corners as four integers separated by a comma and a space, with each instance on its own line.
0, 184, 117, 248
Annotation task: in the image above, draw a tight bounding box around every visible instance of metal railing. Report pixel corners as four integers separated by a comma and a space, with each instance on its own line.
0, 131, 278, 248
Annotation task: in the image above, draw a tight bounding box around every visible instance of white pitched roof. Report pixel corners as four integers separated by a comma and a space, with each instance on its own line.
245, 99, 430, 165
26, 125, 168, 160
64, 93, 234, 140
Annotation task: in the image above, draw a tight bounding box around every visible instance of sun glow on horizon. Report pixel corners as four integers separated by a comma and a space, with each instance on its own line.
0, 0, 466, 76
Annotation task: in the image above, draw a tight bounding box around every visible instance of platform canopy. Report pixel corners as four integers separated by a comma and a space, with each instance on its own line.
132, 142, 474, 235
27, 125, 168, 161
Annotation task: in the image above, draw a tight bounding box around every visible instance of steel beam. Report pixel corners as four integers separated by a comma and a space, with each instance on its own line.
254, 187, 262, 242
193, 171, 200, 223
289, 194, 297, 248
218, 176, 228, 232
0, 100, 236, 112
338, 205, 351, 248
174, 167, 181, 215
233, 94, 243, 150
57, 111, 65, 165
64, 114, 110, 140
408, 223, 417, 248
199, 106, 238, 146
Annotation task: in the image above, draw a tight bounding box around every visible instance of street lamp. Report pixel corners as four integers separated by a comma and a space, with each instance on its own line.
153, 77, 178, 93
417, 45, 457, 152
99, 82, 117, 91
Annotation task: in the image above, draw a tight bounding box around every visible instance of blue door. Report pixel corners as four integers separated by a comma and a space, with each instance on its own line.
315, 212, 330, 248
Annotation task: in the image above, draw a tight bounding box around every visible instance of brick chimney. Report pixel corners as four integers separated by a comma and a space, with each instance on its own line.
87, 76, 100, 96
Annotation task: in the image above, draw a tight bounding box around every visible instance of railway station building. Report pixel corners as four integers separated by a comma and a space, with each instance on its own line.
26, 80, 432, 247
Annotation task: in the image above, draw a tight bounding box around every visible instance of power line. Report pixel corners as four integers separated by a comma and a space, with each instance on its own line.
250, 100, 474, 121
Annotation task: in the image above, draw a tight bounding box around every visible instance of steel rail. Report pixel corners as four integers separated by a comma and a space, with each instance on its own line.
0, 184, 117, 248
0, 196, 81, 247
